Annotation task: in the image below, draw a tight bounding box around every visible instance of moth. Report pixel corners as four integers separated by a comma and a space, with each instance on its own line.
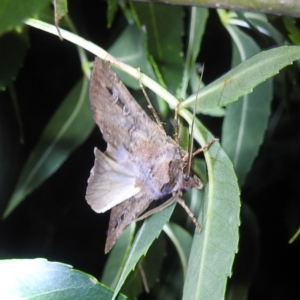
86, 58, 205, 253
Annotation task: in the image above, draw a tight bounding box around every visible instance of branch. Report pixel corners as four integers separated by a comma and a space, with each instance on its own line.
134, 0, 300, 18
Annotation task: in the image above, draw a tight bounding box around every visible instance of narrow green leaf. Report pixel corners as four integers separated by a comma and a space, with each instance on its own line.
242, 12, 284, 45
289, 227, 300, 244
109, 25, 155, 89
107, 0, 119, 28
163, 223, 193, 276
109, 24, 168, 118
183, 118, 240, 300
101, 224, 136, 288
3, 77, 93, 218
189, 64, 226, 117
112, 203, 176, 299
180, 7, 208, 98
284, 17, 300, 45
0, 258, 127, 300
183, 45, 300, 109
54, 0, 68, 34
222, 24, 272, 186
121, 236, 166, 299
132, 3, 184, 92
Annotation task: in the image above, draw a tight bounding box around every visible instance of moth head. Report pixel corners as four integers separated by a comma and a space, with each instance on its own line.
180, 159, 203, 189
168, 160, 204, 193
180, 173, 203, 191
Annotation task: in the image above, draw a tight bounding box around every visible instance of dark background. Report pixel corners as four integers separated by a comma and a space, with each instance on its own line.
0, 1, 299, 299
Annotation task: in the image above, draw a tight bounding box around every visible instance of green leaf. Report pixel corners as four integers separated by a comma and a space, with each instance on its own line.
109, 24, 168, 118
101, 224, 136, 288
121, 236, 166, 298
54, 0, 68, 34
112, 203, 175, 299
182, 118, 240, 300
180, 7, 208, 98
289, 227, 300, 244
132, 3, 184, 92
178, 115, 190, 151
107, 0, 119, 28
163, 223, 193, 276
222, 24, 272, 186
3, 77, 94, 218
284, 17, 300, 45
0, 258, 127, 300
182, 45, 300, 110
242, 12, 284, 45
0, 0, 51, 35
109, 25, 155, 89
189, 64, 226, 117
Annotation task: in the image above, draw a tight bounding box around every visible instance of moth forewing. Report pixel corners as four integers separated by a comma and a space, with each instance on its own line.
105, 193, 153, 253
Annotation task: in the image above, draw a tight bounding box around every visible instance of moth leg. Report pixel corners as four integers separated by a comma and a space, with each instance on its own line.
137, 68, 164, 131
182, 138, 219, 162
176, 197, 202, 231
134, 195, 177, 222
135, 193, 202, 232
192, 138, 219, 157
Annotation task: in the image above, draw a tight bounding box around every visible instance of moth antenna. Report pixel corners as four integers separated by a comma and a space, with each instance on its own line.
176, 197, 202, 231
193, 138, 219, 157
138, 68, 164, 131
184, 65, 205, 180
134, 196, 177, 222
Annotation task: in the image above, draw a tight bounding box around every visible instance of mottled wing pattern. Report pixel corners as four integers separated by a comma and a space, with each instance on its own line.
87, 58, 196, 253
87, 59, 170, 252
105, 194, 152, 253
89, 58, 168, 151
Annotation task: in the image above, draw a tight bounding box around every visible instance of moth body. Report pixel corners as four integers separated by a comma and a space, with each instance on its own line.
86, 58, 203, 253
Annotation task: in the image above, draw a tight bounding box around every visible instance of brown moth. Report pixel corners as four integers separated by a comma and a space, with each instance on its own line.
86, 58, 203, 253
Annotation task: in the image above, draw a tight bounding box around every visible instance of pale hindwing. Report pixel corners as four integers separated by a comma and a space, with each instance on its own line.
86, 148, 141, 213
